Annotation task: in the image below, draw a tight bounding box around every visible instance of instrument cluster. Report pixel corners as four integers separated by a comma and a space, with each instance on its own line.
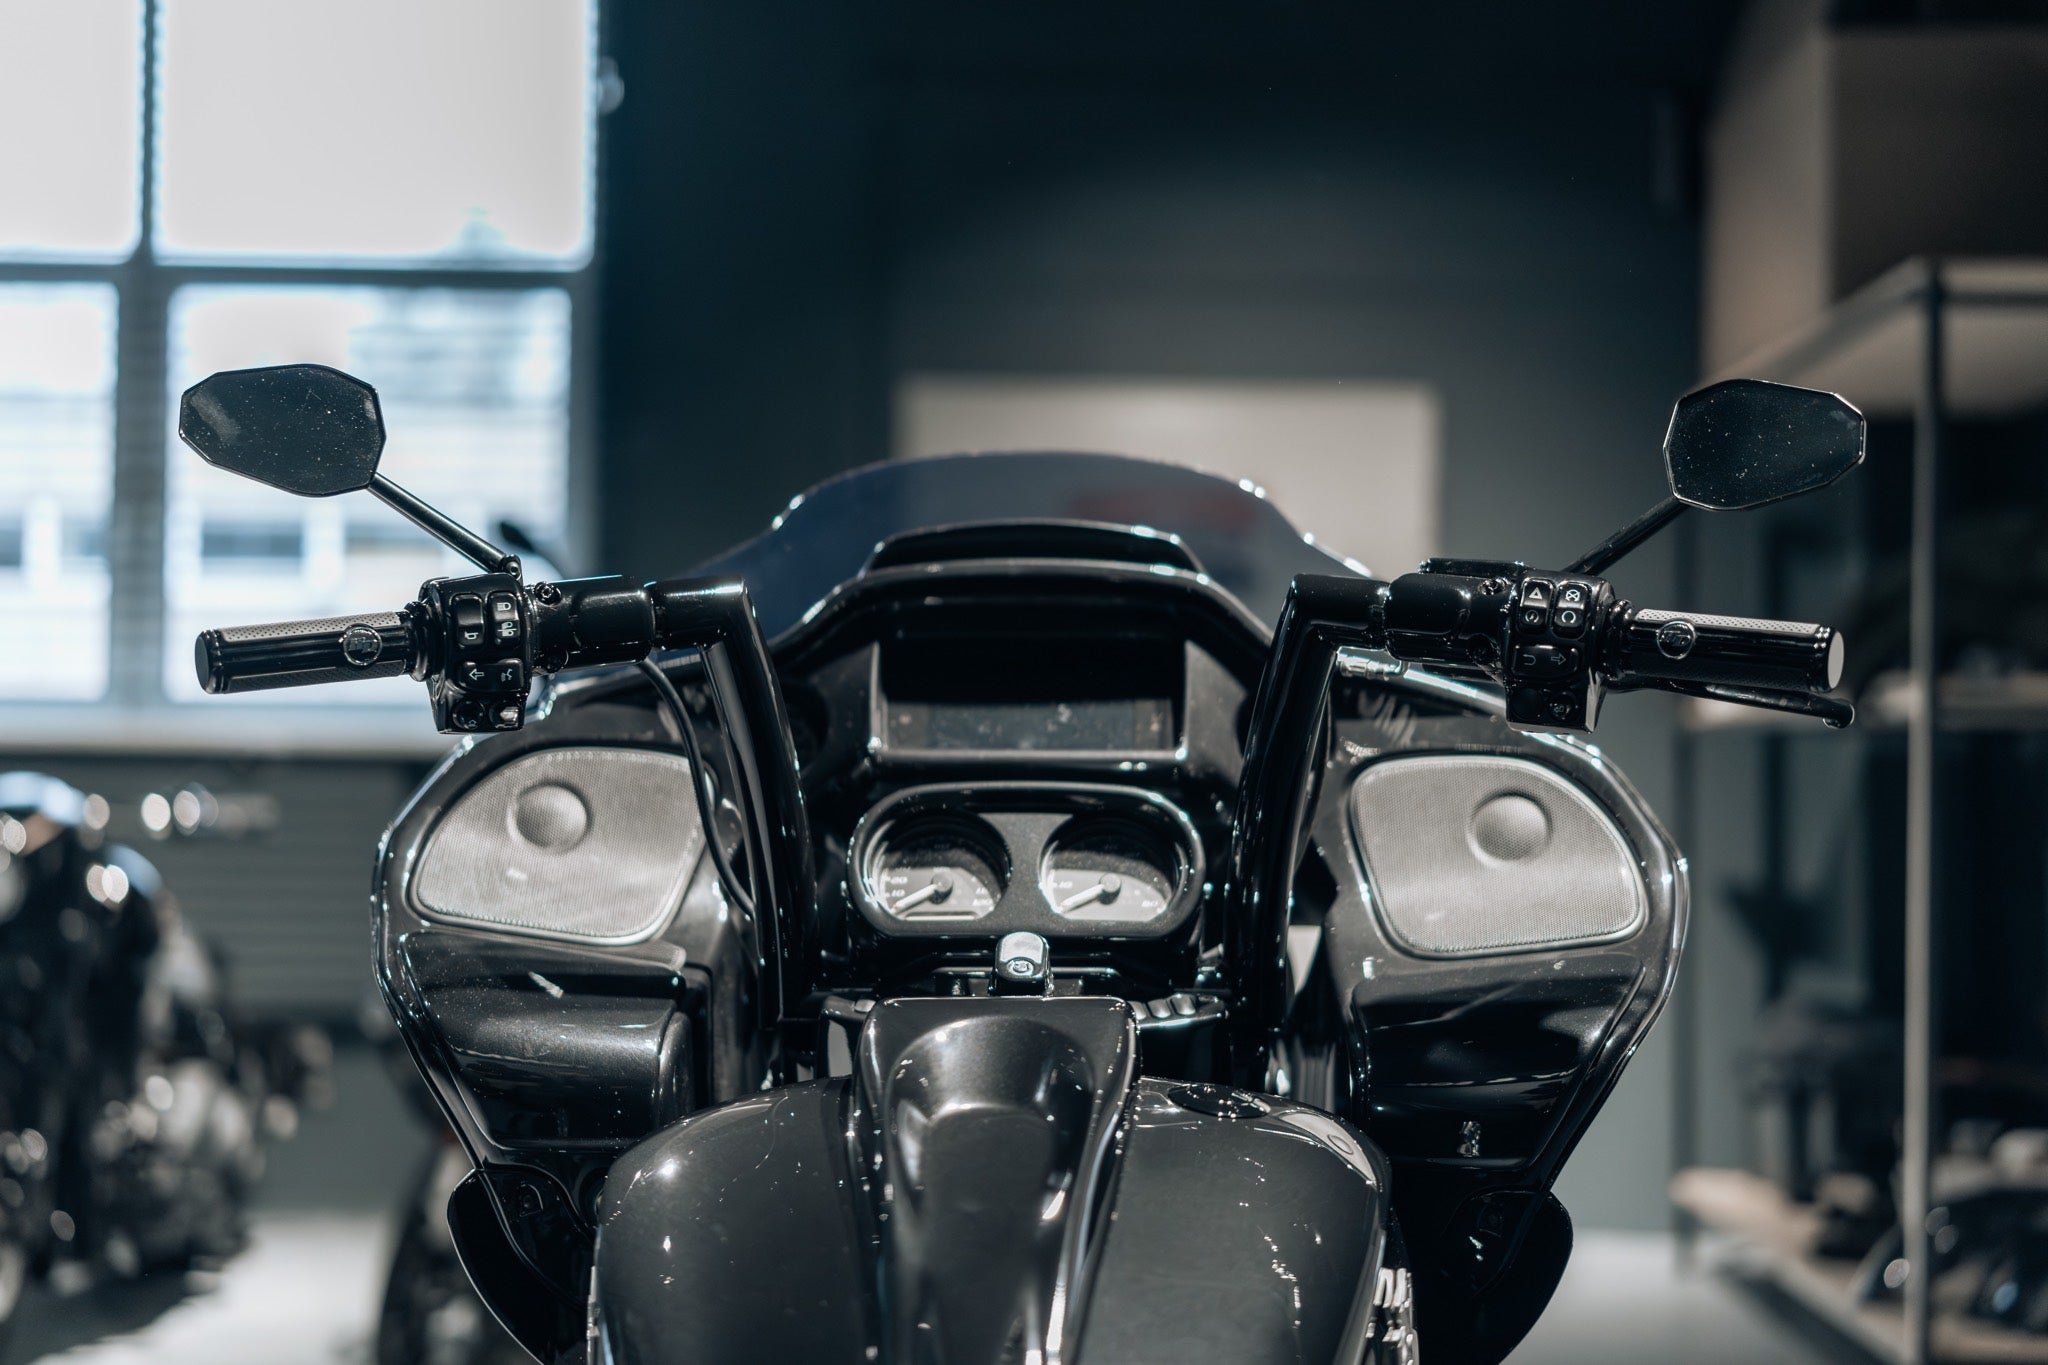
849, 782, 1203, 941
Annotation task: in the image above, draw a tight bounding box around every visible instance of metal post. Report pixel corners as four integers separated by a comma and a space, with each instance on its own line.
1901, 261, 1944, 1365
107, 0, 165, 709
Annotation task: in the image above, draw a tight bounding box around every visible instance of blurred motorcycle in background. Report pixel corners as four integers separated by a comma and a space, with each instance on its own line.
0, 772, 328, 1342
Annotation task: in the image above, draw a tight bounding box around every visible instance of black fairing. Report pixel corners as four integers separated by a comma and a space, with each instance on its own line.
1308, 694, 1684, 1362
595, 997, 1390, 1365
363, 456, 1692, 1364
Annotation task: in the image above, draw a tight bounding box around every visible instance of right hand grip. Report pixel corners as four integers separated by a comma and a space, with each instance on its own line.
195, 611, 418, 694
1605, 606, 1844, 695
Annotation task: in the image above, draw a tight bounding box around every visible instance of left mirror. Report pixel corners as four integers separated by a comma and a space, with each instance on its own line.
178, 363, 385, 497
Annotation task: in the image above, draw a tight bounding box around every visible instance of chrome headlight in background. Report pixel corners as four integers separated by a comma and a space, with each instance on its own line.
412, 747, 704, 945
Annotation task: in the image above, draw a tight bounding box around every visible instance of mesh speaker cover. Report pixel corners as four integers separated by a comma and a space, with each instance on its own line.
413, 747, 704, 945
1348, 754, 1646, 956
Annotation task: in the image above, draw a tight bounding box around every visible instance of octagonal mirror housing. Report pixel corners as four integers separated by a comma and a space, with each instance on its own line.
1664, 378, 1865, 512
178, 363, 385, 498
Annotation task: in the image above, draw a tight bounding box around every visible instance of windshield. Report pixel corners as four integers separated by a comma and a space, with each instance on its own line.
691, 452, 1369, 640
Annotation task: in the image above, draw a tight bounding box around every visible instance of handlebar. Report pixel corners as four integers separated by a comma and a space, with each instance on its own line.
1603, 606, 1842, 695
195, 611, 419, 694
194, 576, 814, 1038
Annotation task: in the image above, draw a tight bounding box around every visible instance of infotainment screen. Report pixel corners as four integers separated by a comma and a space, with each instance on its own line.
876, 637, 1181, 754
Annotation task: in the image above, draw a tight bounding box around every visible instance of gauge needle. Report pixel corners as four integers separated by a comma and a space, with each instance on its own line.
1058, 873, 1121, 911
892, 872, 953, 914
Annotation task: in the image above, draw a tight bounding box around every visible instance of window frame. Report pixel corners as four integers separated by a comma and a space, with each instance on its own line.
0, 0, 602, 755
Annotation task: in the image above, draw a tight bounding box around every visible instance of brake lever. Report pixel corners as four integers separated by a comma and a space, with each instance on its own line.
1618, 676, 1855, 729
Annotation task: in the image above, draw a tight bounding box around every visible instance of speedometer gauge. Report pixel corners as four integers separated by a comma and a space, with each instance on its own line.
864, 816, 1005, 922
1040, 819, 1178, 924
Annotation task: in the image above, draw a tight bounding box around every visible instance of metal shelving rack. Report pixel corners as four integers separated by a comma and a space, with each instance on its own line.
1669, 258, 2048, 1365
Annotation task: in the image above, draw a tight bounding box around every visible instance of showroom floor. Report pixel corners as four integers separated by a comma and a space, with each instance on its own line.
0, 1049, 1855, 1365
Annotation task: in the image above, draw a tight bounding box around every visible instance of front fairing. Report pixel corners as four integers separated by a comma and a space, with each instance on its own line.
688, 450, 1372, 640
594, 997, 1390, 1365
383, 451, 1679, 1365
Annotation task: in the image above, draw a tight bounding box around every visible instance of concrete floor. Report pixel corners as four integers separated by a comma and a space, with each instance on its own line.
0, 1046, 1856, 1364
6, 1221, 1851, 1364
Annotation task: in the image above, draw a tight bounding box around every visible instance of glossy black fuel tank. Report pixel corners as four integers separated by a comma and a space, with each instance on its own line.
594, 996, 1389, 1364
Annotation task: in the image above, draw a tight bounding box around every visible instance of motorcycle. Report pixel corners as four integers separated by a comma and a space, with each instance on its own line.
172, 362, 1863, 1363
0, 772, 326, 1339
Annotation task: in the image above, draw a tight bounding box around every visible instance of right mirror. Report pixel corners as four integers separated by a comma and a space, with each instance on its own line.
1664, 378, 1865, 512
178, 363, 386, 498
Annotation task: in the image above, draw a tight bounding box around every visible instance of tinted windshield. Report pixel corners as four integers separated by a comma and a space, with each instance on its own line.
691, 452, 1368, 641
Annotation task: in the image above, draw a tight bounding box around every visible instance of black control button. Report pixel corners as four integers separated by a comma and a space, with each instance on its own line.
1516, 578, 1552, 633
493, 701, 523, 730
489, 594, 522, 644
450, 595, 485, 649
489, 662, 523, 690
457, 662, 490, 689
1556, 581, 1591, 610
1553, 605, 1586, 637
451, 699, 485, 731
1514, 644, 1579, 680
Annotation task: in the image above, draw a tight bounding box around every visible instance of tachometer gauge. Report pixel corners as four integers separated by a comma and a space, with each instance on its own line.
865, 816, 1004, 922
1040, 819, 1178, 924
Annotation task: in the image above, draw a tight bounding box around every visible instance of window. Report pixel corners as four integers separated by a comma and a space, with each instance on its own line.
0, 1, 142, 260
0, 286, 118, 700
0, 1, 598, 739
155, 0, 593, 265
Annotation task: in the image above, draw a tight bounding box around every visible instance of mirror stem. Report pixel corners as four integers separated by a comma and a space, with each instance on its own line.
1566, 495, 1686, 576
370, 474, 520, 575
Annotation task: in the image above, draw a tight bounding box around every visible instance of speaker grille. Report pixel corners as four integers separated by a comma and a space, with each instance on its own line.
413, 747, 704, 945
1348, 754, 1645, 956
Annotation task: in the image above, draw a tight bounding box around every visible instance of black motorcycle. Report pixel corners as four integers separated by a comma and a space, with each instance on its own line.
174, 362, 1862, 1364
0, 772, 325, 1340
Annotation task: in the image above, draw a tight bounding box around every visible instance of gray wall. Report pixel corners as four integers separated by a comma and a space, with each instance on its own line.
599, 3, 1733, 1228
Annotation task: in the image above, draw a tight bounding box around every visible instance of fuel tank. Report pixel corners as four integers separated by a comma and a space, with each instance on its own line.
595, 996, 1391, 1364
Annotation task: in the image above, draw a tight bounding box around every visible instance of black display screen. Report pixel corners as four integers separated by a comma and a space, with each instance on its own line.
877, 637, 1182, 754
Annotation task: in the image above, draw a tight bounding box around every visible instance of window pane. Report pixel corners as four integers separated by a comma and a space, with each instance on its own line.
165, 285, 572, 702
156, 0, 594, 265
0, 1, 142, 259
0, 285, 117, 700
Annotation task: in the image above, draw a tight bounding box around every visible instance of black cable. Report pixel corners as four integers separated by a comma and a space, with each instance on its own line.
637, 657, 756, 918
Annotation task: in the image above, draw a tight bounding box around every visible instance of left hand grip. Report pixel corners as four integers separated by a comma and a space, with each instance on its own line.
195, 611, 418, 694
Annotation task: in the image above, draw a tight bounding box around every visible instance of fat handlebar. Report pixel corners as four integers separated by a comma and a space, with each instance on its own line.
1375, 563, 1851, 729
191, 574, 781, 734
192, 567, 1851, 730
1603, 605, 1842, 696
196, 611, 421, 694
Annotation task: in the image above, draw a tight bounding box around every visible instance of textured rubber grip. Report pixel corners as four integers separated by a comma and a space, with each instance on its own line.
1605, 605, 1843, 695
195, 611, 416, 694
